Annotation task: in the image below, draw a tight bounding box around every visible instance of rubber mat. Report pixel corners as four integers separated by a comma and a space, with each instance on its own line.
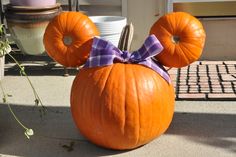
169, 61, 236, 101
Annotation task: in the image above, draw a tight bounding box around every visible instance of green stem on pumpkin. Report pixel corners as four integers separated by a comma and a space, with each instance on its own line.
118, 23, 134, 51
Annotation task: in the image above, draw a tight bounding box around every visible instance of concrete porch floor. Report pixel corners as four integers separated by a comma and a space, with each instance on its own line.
0, 73, 236, 157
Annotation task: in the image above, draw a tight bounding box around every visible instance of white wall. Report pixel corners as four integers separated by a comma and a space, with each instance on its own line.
127, 0, 166, 50
200, 18, 236, 60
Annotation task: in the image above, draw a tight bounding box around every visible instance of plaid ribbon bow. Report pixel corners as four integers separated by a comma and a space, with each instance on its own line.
84, 34, 171, 83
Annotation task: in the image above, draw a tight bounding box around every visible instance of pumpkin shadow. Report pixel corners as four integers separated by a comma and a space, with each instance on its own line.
166, 112, 236, 153
0, 104, 132, 157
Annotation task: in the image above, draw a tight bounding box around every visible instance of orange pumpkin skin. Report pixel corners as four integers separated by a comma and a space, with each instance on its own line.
150, 12, 206, 68
71, 63, 175, 150
43, 12, 99, 67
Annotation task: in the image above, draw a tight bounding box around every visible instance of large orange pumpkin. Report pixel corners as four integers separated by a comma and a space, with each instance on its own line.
43, 11, 99, 67
150, 12, 206, 68
71, 64, 175, 150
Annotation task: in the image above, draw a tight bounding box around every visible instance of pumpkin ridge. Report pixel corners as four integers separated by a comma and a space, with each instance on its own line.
166, 14, 175, 34
75, 16, 92, 39
66, 12, 82, 34
157, 23, 172, 37
96, 64, 127, 142
94, 68, 107, 129
92, 67, 113, 147
63, 12, 72, 35
47, 25, 61, 39
65, 14, 83, 51
152, 74, 162, 136
131, 65, 141, 146
71, 15, 87, 39
123, 64, 127, 135
65, 12, 79, 35
174, 13, 188, 34
173, 14, 193, 44
160, 42, 176, 62
150, 70, 160, 136
175, 44, 191, 65
179, 42, 201, 59
176, 14, 192, 35
153, 72, 173, 136
181, 36, 205, 41
180, 38, 205, 51
70, 15, 84, 38
180, 27, 205, 38
153, 70, 167, 139
65, 11, 70, 34
81, 17, 99, 38
159, 15, 173, 35
164, 41, 175, 55
96, 68, 108, 97
100, 66, 114, 133
57, 13, 66, 34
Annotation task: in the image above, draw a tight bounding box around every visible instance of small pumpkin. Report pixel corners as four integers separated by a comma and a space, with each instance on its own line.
43, 11, 99, 67
71, 63, 175, 150
150, 12, 206, 68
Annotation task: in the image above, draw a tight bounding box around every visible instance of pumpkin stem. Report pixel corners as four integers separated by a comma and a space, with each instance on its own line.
166, 67, 172, 71
171, 35, 180, 44
118, 23, 134, 51
63, 36, 73, 46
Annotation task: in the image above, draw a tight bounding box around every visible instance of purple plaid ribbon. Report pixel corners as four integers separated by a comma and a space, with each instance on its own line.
83, 34, 171, 83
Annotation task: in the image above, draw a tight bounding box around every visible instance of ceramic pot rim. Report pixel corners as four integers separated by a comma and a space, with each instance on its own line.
5, 7, 62, 23
6, 3, 61, 12
9, 0, 56, 7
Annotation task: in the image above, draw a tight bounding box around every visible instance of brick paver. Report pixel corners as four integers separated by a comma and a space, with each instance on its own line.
178, 93, 206, 99
174, 61, 236, 100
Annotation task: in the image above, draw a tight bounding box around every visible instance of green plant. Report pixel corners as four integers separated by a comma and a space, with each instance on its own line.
0, 24, 46, 139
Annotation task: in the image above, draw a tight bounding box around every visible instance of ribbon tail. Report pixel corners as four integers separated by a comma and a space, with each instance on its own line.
131, 34, 164, 62
139, 59, 171, 84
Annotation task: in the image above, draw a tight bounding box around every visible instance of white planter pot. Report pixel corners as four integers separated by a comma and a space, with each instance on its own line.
0, 46, 11, 80
0, 56, 5, 80
89, 16, 127, 46
5, 6, 61, 55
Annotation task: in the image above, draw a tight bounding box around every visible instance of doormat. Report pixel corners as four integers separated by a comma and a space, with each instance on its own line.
169, 61, 236, 101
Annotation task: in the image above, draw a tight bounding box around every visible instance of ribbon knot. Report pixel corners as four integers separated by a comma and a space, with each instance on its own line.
84, 35, 171, 83
121, 51, 131, 63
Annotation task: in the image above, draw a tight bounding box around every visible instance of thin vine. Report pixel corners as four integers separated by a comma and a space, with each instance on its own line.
7, 53, 47, 116
0, 24, 46, 139
0, 81, 34, 139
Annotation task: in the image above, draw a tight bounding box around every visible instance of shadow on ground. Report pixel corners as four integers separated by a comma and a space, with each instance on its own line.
0, 104, 235, 156
0, 104, 128, 157
167, 112, 236, 153
4, 53, 79, 76
5, 64, 79, 76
